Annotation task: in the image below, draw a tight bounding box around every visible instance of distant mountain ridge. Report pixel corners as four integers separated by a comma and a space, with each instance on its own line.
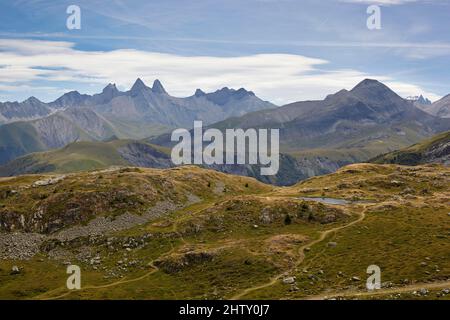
151, 79, 450, 183
153, 79, 450, 151
418, 94, 450, 118
0, 79, 276, 127
407, 95, 432, 106
0, 79, 276, 165
2, 78, 450, 185
0, 96, 57, 124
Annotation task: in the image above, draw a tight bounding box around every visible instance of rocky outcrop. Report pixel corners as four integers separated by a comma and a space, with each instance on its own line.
154, 250, 216, 274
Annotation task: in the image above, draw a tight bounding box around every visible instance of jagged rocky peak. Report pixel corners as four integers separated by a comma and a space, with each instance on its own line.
194, 89, 206, 97
23, 96, 43, 104
417, 95, 431, 105
100, 83, 120, 100
236, 88, 255, 97
130, 78, 149, 94
204, 86, 257, 106
102, 83, 119, 94
406, 95, 432, 105
152, 79, 168, 94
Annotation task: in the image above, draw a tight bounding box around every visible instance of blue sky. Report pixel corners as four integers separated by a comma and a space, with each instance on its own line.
0, 0, 450, 104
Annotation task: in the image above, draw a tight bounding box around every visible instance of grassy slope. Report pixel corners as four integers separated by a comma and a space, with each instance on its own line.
0, 122, 47, 164
0, 140, 171, 176
0, 163, 448, 300
0, 114, 102, 166
103, 115, 171, 140
371, 131, 450, 165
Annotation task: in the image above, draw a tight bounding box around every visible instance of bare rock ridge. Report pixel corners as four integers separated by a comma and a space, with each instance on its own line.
0, 79, 276, 165
418, 94, 450, 118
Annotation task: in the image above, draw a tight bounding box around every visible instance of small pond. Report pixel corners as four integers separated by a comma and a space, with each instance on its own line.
299, 197, 350, 205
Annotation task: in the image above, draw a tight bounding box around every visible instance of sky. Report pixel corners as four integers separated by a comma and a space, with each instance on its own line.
0, 0, 450, 105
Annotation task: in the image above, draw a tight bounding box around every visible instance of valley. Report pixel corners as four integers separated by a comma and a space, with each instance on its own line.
0, 78, 449, 301
2, 79, 450, 186
1, 0, 449, 305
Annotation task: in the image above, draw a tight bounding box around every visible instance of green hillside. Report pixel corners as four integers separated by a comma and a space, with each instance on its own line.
0, 164, 448, 300
0, 122, 47, 164
371, 131, 450, 165
0, 140, 172, 176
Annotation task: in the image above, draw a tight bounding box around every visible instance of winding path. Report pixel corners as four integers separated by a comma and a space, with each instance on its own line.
306, 280, 450, 300
230, 206, 368, 300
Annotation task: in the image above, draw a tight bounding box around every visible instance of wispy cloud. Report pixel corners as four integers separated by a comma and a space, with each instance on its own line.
0, 38, 442, 103
339, 0, 418, 5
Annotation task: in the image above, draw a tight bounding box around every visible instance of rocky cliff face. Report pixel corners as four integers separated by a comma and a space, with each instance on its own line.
91, 79, 275, 128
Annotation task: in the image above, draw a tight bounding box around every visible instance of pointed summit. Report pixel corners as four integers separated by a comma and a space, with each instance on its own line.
130, 78, 149, 94
350, 79, 399, 100
194, 89, 206, 97
24, 96, 42, 104
152, 79, 167, 94
236, 88, 254, 97
351, 79, 385, 91
417, 95, 431, 105
103, 83, 119, 94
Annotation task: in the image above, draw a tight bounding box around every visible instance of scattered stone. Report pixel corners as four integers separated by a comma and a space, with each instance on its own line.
282, 276, 296, 284
259, 208, 273, 224
0, 233, 46, 260
33, 175, 66, 187
390, 180, 403, 187
327, 242, 337, 248
419, 288, 429, 296
351, 276, 361, 282
290, 284, 299, 292
10, 266, 20, 275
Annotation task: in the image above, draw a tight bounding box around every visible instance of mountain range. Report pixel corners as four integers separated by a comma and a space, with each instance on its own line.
149, 79, 450, 183
417, 94, 450, 118
407, 95, 432, 106
197, 79, 450, 151
2, 79, 450, 185
0, 79, 275, 165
